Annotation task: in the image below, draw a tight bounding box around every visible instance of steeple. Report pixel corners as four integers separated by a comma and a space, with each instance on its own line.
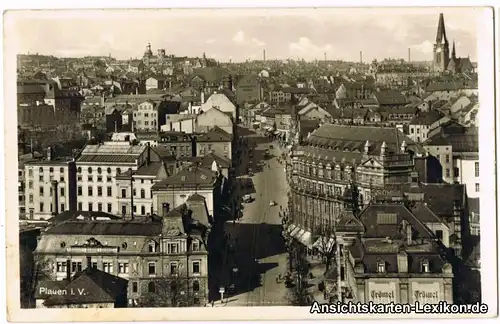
452, 40, 456, 59
436, 13, 448, 44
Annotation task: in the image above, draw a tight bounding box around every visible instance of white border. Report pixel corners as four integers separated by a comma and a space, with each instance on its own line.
1, 1, 498, 323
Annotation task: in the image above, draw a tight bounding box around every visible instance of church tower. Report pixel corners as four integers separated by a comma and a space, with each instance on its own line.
433, 13, 450, 72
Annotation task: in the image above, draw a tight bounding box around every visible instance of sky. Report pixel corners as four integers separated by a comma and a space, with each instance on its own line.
6, 7, 481, 63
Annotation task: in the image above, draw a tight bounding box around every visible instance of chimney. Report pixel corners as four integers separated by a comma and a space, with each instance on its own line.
86, 256, 92, 269
146, 143, 151, 165
47, 147, 52, 161
360, 51, 363, 64
408, 48, 411, 63
397, 250, 408, 273
162, 203, 170, 216
263, 49, 266, 61
66, 259, 71, 281
51, 180, 59, 215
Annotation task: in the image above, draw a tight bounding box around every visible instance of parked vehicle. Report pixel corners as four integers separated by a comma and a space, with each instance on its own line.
243, 194, 253, 203
269, 200, 277, 206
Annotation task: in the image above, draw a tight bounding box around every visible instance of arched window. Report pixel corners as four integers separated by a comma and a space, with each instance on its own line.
193, 281, 200, 292
39, 167, 43, 173
148, 282, 156, 293
107, 167, 112, 174
97, 167, 102, 174
88, 167, 92, 174
77, 167, 81, 173
60, 167, 64, 173
49, 167, 54, 173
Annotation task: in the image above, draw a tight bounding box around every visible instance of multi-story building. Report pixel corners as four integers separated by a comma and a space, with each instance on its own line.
151, 164, 224, 219
23, 149, 77, 220
75, 142, 160, 215
194, 127, 232, 159
133, 100, 159, 131
157, 131, 196, 159
288, 124, 425, 246
408, 111, 446, 143
115, 161, 169, 217
235, 74, 262, 105
35, 197, 211, 307
269, 88, 292, 104
195, 107, 234, 135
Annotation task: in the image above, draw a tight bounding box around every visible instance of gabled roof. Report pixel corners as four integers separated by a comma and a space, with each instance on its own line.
151, 165, 217, 189
409, 110, 444, 125
196, 126, 232, 142
374, 90, 408, 106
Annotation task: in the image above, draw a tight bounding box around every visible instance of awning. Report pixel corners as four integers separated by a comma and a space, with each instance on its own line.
297, 230, 313, 247
290, 226, 301, 238
313, 237, 335, 253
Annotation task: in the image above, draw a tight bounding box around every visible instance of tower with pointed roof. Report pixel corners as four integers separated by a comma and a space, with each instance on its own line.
433, 13, 450, 72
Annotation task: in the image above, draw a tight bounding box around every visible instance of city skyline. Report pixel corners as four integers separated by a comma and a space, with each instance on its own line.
8, 7, 479, 63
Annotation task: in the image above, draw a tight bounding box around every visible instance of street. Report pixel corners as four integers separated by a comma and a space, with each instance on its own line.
221, 129, 291, 306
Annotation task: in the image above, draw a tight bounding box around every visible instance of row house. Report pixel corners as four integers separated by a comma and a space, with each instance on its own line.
35, 198, 210, 307
382, 106, 418, 127
373, 90, 409, 109
194, 127, 232, 160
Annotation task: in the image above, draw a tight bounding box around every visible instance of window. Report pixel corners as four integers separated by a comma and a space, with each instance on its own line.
60, 187, 65, 196
435, 230, 443, 240
39, 203, 44, 212
97, 176, 102, 182
78, 202, 82, 210
39, 187, 44, 196
39, 174, 44, 181
167, 243, 179, 254
97, 203, 102, 212
121, 189, 126, 198
56, 262, 67, 272
60, 204, 65, 212
49, 167, 54, 173
141, 189, 145, 198
88, 176, 93, 182
193, 281, 200, 292
103, 262, 113, 273
28, 169, 33, 177
192, 241, 200, 252
416, 128, 420, 134
148, 241, 156, 252
78, 175, 82, 182
92, 262, 98, 269
77, 167, 82, 173
118, 262, 129, 274
445, 155, 450, 163
454, 167, 459, 178
28, 181, 33, 189
148, 282, 155, 293
97, 167, 102, 174
117, 168, 121, 174
192, 261, 200, 274
170, 263, 178, 275
475, 183, 480, 192
148, 262, 156, 275
107, 176, 112, 182
107, 167, 112, 174
77, 186, 82, 196
97, 187, 103, 196
421, 261, 430, 273
60, 167, 64, 174
88, 203, 93, 211
475, 162, 479, 177
121, 205, 127, 215
436, 154, 440, 160
29, 194, 33, 203
141, 206, 146, 215
132, 282, 138, 293
445, 168, 450, 178
71, 261, 82, 273
88, 187, 93, 196
105, 187, 112, 197
377, 261, 385, 273
88, 167, 93, 174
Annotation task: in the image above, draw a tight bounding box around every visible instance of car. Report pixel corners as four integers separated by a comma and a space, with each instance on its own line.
269, 200, 277, 206
243, 194, 253, 203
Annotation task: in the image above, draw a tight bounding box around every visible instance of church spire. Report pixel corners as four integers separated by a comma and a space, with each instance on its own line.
436, 13, 448, 44
452, 40, 456, 59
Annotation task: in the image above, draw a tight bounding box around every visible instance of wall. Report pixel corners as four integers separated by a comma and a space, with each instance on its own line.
196, 108, 233, 135
455, 156, 480, 198
423, 145, 453, 182
134, 102, 158, 131
196, 141, 231, 160
200, 94, 237, 120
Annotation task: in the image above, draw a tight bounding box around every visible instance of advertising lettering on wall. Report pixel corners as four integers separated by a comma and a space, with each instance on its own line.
411, 282, 440, 304
368, 281, 397, 304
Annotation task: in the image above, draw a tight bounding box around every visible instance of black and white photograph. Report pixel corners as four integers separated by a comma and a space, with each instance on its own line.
3, 4, 497, 322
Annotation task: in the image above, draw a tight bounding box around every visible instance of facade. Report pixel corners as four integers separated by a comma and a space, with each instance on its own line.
116, 162, 169, 217
34, 201, 210, 307
162, 114, 197, 134
269, 89, 292, 104
194, 127, 232, 159
408, 111, 446, 143
235, 74, 262, 105
134, 101, 159, 132
200, 93, 237, 121
288, 124, 425, 246
24, 152, 77, 220
157, 131, 196, 159
75, 142, 160, 215
196, 107, 233, 135
145, 76, 168, 91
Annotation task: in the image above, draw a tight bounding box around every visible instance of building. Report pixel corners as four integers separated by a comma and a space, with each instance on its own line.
196, 107, 234, 135
75, 142, 160, 215
269, 87, 292, 104
34, 200, 210, 307
35, 266, 128, 308
157, 131, 196, 159
235, 74, 262, 105
133, 100, 160, 132
145, 76, 168, 91
408, 111, 446, 143
151, 164, 223, 219
115, 162, 169, 217
200, 92, 237, 121
288, 124, 426, 247
194, 126, 232, 159
162, 114, 197, 134
23, 149, 77, 220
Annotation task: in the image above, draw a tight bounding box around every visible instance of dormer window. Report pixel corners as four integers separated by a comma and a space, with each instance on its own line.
192, 241, 200, 252
377, 261, 386, 273
148, 241, 156, 253
421, 260, 430, 273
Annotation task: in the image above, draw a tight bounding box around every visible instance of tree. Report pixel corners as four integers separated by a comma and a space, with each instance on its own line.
21, 253, 53, 308
139, 276, 191, 308
314, 224, 336, 273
